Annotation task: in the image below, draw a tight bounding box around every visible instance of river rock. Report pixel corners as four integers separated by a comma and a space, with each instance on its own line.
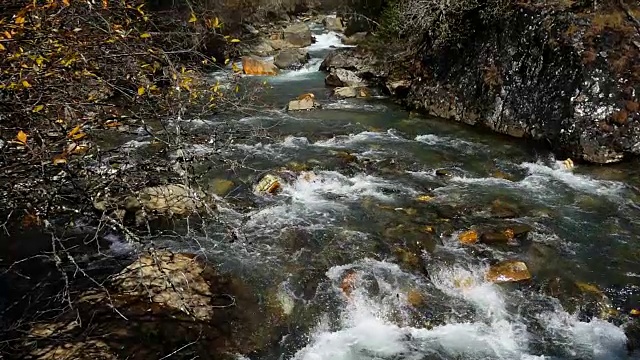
333, 86, 357, 98
320, 47, 381, 78
139, 184, 203, 215
282, 23, 312, 48
287, 95, 318, 111
386, 79, 411, 97
458, 229, 479, 245
245, 38, 274, 57
254, 173, 283, 194
489, 199, 520, 218
209, 178, 235, 196
342, 31, 367, 45
325, 68, 365, 87
274, 48, 309, 70
242, 56, 278, 76
398, 3, 640, 164
486, 260, 532, 283
22, 250, 288, 358
322, 15, 344, 32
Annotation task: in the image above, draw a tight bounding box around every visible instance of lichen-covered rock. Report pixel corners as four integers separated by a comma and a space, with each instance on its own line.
21, 250, 288, 359
397, 3, 640, 164
139, 184, 203, 215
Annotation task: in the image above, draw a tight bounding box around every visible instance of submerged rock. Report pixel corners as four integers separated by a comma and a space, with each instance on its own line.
333, 86, 357, 98
486, 260, 532, 283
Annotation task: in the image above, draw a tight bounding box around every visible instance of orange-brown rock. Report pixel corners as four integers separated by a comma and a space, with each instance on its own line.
486, 260, 531, 283
458, 230, 479, 245
242, 56, 278, 76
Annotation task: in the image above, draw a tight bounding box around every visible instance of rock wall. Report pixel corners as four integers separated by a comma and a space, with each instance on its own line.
321, 3, 640, 164
404, 3, 640, 163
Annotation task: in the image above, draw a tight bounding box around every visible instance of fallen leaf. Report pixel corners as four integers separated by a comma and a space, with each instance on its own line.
68, 125, 81, 137
0, 43, 5, 52
71, 133, 86, 140
137, 86, 145, 96
22, 80, 31, 88
188, 12, 197, 23
52, 154, 67, 165
229, 38, 241, 43
62, 0, 70, 6
212, 17, 220, 28
416, 194, 433, 202
16, 130, 27, 145
15, 16, 25, 25
32, 105, 44, 113
140, 33, 151, 39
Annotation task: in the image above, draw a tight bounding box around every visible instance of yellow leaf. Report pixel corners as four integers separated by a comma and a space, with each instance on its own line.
231, 62, 240, 73
140, 33, 151, 39
230, 38, 241, 43
235, 84, 239, 93
15, 17, 25, 25
68, 125, 81, 138
0, 43, 5, 52
22, 80, 31, 88
72, 133, 86, 140
52, 154, 67, 165
32, 105, 44, 113
188, 12, 197, 23
224, 58, 230, 65
62, 0, 69, 6
137, 86, 145, 96
3, 31, 11, 39
16, 130, 27, 145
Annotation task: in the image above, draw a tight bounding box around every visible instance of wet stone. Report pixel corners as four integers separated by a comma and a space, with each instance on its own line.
435, 168, 453, 177
486, 260, 532, 283
490, 199, 520, 218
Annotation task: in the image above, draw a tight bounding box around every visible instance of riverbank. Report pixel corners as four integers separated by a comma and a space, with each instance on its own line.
320, 1, 640, 164
2, 4, 640, 360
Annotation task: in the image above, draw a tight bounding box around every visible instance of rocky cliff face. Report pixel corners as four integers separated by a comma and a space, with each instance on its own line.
324, 2, 640, 163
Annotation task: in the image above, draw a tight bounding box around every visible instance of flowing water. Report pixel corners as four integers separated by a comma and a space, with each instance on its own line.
118, 28, 640, 359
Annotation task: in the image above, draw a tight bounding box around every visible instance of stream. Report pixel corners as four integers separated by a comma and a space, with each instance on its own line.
114, 25, 640, 359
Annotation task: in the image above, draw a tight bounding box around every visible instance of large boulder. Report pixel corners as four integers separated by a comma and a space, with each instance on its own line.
323, 15, 344, 32
325, 68, 366, 87
399, 2, 640, 164
242, 56, 278, 76
320, 47, 383, 79
282, 23, 313, 48
274, 48, 310, 70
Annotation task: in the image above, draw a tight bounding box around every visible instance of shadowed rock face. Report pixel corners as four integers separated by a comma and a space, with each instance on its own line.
404, 3, 640, 164
322, 3, 640, 164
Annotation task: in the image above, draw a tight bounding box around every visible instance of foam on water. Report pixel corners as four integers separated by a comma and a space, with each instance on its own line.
323, 100, 389, 112
443, 157, 627, 204
314, 130, 407, 148
415, 134, 487, 153
308, 31, 355, 52
292, 260, 628, 360
244, 171, 415, 232
519, 160, 626, 198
